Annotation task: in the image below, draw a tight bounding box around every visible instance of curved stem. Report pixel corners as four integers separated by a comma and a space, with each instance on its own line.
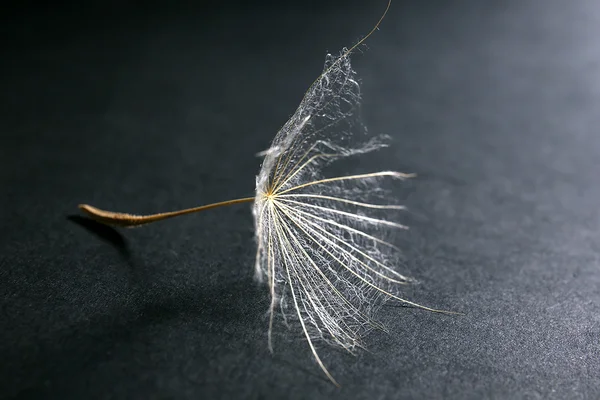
78, 197, 255, 227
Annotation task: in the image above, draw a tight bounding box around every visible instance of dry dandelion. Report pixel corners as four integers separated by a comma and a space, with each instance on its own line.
79, 0, 456, 386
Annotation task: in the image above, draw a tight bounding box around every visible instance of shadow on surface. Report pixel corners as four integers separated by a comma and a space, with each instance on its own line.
67, 215, 132, 262
4, 271, 265, 399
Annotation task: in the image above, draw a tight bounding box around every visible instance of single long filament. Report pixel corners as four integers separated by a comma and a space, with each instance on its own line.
78, 197, 255, 227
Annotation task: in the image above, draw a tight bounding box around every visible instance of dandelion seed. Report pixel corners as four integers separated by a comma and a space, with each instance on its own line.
78, 0, 456, 386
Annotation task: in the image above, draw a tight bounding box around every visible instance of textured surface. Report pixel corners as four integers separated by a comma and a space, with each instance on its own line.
2, 1, 600, 399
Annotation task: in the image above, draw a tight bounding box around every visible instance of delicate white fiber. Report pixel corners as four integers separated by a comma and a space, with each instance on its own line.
251, 48, 437, 385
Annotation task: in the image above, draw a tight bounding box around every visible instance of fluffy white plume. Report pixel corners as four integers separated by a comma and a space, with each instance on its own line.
252, 48, 440, 386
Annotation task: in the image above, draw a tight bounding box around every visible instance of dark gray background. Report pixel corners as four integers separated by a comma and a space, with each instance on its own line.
2, 1, 599, 399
